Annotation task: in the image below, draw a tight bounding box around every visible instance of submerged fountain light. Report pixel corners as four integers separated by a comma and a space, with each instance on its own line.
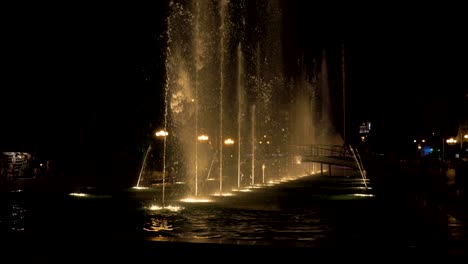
147, 205, 183, 212
212, 191, 234, 196
132, 186, 149, 190
69, 192, 89, 197
352, 193, 375, 198
180, 197, 213, 203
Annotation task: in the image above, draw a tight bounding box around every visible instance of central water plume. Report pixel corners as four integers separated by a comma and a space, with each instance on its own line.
163, 0, 342, 198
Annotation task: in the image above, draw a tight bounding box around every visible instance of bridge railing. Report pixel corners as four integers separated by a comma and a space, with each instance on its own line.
289, 144, 367, 183
290, 144, 353, 158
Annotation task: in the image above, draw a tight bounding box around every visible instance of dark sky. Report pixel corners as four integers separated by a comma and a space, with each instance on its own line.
301, 1, 468, 143
2, 2, 167, 153
2, 1, 467, 156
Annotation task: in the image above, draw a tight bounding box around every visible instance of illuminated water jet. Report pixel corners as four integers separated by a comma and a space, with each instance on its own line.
136, 145, 151, 188
161, 0, 345, 199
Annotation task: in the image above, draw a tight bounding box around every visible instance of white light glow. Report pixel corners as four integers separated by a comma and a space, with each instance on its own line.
197, 135, 209, 141
156, 130, 169, 137
148, 205, 182, 212
132, 186, 149, 190
352, 193, 374, 197
69, 192, 88, 197
212, 192, 234, 196
180, 197, 212, 203
446, 138, 457, 144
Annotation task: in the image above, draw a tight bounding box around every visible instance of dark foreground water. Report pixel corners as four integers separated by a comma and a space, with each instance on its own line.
1, 174, 467, 262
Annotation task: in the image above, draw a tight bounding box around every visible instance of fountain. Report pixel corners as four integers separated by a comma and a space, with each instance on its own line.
158, 0, 344, 204
236, 42, 244, 190
0, 2, 384, 256
135, 145, 151, 188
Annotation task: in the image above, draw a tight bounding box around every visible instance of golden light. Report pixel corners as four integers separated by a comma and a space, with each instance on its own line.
147, 205, 182, 212
198, 135, 209, 141
224, 138, 234, 145
132, 186, 148, 190
446, 138, 457, 144
294, 155, 302, 164
464, 134, 468, 139
180, 197, 212, 203
155, 130, 169, 137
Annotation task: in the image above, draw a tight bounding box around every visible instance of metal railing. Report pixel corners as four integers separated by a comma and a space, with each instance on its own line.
290, 144, 353, 159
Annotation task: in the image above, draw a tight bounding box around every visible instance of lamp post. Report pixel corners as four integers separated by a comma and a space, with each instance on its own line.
461, 133, 468, 155
442, 138, 445, 162
455, 123, 468, 156
446, 137, 457, 160
155, 130, 169, 207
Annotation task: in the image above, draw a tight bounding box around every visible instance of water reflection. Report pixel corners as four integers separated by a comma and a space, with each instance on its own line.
0, 174, 466, 256
143, 205, 327, 247
2, 202, 27, 232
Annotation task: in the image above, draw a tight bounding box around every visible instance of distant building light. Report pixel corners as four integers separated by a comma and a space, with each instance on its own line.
359, 121, 371, 135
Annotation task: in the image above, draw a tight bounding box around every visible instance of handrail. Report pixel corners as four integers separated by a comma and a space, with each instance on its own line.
290, 144, 354, 158
291, 144, 367, 185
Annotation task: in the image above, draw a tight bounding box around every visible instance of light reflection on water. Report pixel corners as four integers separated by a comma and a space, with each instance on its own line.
6, 203, 27, 232
1, 175, 465, 252
0, 180, 465, 253
142, 205, 328, 246
0, 176, 375, 248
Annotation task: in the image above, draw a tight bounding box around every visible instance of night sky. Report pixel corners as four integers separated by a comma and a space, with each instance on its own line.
1, 1, 467, 184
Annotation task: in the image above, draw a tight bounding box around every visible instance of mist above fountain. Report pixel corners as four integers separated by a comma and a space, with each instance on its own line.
161, 0, 343, 199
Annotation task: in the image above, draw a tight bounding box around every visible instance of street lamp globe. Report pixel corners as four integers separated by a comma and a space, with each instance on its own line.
156, 130, 169, 137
